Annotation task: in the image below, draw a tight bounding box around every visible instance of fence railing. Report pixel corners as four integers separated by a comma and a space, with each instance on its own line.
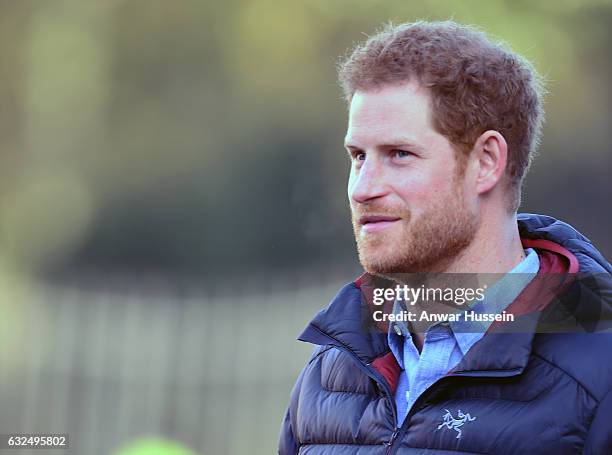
0, 275, 347, 455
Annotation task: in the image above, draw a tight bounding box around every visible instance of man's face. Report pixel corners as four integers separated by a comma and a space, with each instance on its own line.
345, 81, 479, 275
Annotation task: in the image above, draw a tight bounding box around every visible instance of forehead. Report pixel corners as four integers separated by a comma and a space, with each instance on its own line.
345, 82, 434, 147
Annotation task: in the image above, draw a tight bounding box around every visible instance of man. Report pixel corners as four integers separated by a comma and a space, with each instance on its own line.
279, 21, 611, 454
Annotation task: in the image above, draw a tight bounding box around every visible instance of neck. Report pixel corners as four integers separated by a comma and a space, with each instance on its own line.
441, 212, 525, 274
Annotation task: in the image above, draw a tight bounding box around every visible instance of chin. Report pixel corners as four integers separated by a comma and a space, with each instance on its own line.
358, 250, 403, 275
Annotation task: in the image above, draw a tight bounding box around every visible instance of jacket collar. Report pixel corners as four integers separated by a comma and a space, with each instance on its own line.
298, 281, 390, 364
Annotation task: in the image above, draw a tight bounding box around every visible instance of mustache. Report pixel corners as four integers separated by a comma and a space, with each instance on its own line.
351, 204, 411, 221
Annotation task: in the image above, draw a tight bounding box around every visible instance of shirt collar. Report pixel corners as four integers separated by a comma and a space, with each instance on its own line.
387, 248, 540, 358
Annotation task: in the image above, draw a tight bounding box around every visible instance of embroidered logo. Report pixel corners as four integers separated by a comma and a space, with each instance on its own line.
436, 409, 477, 439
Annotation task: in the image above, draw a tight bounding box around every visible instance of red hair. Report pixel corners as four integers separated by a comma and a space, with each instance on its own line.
338, 21, 545, 211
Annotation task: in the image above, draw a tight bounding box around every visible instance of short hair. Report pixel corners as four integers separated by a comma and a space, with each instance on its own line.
338, 21, 545, 211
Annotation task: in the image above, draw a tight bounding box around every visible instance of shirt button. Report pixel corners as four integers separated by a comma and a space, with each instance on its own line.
394, 324, 402, 336
405, 391, 410, 402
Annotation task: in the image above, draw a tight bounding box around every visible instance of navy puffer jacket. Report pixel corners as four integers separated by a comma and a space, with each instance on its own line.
279, 214, 612, 454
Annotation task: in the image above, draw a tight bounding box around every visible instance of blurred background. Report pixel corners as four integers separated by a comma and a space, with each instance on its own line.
0, 0, 610, 454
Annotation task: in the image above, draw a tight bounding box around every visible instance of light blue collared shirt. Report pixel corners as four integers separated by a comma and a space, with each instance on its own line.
387, 248, 540, 426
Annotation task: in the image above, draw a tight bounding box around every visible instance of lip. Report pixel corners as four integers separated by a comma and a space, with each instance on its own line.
359, 215, 401, 232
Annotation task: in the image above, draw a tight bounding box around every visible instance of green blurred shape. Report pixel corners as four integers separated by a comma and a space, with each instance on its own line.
113, 437, 199, 455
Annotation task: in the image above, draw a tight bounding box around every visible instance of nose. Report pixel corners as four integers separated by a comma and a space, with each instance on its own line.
349, 156, 390, 204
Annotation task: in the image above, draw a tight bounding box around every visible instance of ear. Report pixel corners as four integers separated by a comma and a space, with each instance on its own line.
472, 130, 508, 195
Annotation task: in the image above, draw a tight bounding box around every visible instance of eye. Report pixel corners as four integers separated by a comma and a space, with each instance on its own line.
348, 149, 366, 162
393, 149, 413, 158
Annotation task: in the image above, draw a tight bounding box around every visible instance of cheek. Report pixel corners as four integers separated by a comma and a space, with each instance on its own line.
394, 169, 455, 210
393, 169, 441, 198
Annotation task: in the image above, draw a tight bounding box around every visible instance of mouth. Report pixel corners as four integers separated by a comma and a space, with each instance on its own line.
358, 215, 401, 232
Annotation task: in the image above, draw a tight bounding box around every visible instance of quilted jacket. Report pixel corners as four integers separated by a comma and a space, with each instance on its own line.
279, 214, 612, 454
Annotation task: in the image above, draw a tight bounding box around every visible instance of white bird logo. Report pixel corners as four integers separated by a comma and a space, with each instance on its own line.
436, 409, 477, 439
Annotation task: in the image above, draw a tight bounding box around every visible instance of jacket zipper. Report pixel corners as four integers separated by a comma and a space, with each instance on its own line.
384, 427, 400, 454
343, 348, 403, 450
341, 347, 404, 450
383, 375, 453, 455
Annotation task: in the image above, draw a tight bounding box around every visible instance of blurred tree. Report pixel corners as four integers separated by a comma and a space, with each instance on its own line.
0, 0, 609, 282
